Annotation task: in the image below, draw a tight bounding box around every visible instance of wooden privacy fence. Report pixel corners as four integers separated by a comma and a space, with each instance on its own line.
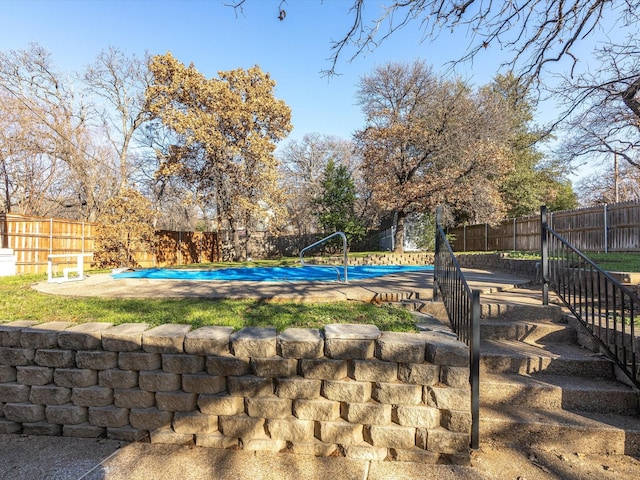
154, 230, 221, 266
0, 214, 221, 274
1, 215, 95, 275
448, 202, 640, 253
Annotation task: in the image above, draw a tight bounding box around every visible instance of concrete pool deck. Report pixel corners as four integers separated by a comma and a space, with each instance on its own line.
7, 432, 640, 480
32, 268, 532, 303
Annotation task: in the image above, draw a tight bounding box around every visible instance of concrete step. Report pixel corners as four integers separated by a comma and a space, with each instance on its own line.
480, 318, 578, 344
480, 302, 564, 322
481, 372, 639, 414
480, 339, 615, 378
480, 405, 640, 456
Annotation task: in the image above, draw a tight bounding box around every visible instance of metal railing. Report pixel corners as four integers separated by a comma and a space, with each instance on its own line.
541, 206, 639, 388
299, 231, 348, 283
433, 209, 480, 449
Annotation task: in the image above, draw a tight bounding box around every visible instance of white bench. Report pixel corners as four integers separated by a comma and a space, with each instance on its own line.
47, 253, 93, 284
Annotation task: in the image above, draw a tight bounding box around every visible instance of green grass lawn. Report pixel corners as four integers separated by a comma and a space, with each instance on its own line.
0, 273, 417, 332
582, 252, 640, 273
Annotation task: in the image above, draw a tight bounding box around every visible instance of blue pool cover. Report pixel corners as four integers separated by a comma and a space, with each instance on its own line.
112, 264, 433, 282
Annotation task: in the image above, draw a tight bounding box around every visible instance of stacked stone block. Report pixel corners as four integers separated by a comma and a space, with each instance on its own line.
311, 252, 435, 267
0, 320, 471, 464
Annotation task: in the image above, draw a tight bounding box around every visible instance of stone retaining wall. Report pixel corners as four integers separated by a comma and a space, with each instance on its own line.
0, 321, 471, 464
311, 252, 435, 266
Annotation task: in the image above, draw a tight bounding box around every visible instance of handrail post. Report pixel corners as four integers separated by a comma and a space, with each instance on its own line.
541, 205, 549, 305
470, 289, 480, 450
433, 207, 442, 301
341, 232, 348, 284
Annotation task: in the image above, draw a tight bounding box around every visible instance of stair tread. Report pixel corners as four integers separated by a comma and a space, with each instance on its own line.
479, 288, 551, 304
479, 299, 560, 308
480, 303, 564, 320
481, 372, 636, 392
480, 405, 640, 455
480, 317, 568, 327
481, 404, 640, 431
481, 339, 611, 362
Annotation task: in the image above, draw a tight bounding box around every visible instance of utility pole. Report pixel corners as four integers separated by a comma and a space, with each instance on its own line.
614, 152, 620, 203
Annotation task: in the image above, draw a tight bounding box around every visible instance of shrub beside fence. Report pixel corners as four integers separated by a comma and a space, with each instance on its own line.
449, 202, 640, 253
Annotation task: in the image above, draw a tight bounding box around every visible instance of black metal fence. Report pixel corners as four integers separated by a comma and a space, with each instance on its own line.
433, 211, 480, 449
541, 207, 640, 388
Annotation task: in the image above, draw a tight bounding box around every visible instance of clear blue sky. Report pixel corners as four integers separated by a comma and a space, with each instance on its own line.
1, 0, 513, 144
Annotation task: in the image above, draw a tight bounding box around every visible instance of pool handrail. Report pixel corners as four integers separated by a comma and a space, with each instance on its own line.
300, 232, 348, 283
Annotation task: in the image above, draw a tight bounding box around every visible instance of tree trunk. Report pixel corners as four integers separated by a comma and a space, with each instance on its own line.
228, 218, 241, 262
243, 214, 252, 262
1, 157, 11, 215
243, 231, 251, 261
394, 210, 405, 253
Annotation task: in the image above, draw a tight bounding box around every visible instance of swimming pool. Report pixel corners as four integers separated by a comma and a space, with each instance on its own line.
112, 264, 433, 282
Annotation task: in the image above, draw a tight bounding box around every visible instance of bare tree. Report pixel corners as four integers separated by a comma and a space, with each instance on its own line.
230, 0, 639, 81
0, 93, 36, 213
0, 47, 76, 215
576, 163, 640, 205
0, 44, 118, 220
556, 43, 640, 174
82, 47, 152, 187
277, 133, 360, 236
135, 121, 206, 231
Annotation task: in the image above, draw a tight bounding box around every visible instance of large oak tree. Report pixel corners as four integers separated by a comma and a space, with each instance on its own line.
355, 60, 512, 252
145, 53, 292, 260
